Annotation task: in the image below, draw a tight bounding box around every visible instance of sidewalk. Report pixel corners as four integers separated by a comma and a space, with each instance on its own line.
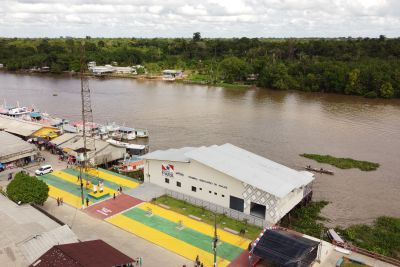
41, 199, 191, 267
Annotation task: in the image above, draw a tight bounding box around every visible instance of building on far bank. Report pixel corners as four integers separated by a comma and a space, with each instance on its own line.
142, 143, 314, 224
162, 69, 183, 80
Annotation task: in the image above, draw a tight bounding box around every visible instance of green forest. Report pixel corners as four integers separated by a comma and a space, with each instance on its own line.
1, 34, 400, 98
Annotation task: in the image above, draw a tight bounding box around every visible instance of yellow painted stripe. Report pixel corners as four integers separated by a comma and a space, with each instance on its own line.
138, 203, 250, 250
107, 214, 230, 267
52, 170, 117, 195
47, 184, 85, 209
84, 168, 139, 188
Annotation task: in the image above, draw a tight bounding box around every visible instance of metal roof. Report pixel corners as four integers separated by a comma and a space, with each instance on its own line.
0, 131, 38, 163
31, 239, 134, 267
50, 133, 80, 146
20, 225, 79, 265
142, 147, 197, 162
144, 144, 314, 198
0, 115, 57, 137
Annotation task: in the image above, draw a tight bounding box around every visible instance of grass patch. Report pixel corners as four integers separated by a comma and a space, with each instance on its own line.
153, 195, 262, 240
301, 154, 379, 171
187, 73, 210, 82
337, 216, 400, 259
280, 201, 329, 238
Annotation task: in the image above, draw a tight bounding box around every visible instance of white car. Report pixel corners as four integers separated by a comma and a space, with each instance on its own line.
35, 165, 53, 176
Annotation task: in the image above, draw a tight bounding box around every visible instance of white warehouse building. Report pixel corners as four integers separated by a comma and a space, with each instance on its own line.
142, 143, 314, 224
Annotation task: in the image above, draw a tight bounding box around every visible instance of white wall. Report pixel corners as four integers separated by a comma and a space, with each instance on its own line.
145, 158, 310, 224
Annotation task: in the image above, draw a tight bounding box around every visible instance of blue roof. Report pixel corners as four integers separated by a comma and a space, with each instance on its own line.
30, 112, 42, 118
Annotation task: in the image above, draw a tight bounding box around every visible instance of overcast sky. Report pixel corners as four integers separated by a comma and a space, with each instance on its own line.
0, 0, 399, 38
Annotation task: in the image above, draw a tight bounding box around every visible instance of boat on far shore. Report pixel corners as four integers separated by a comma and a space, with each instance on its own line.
305, 165, 334, 175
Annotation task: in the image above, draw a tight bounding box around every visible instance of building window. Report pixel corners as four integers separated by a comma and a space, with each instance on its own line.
199, 188, 202, 191
222, 194, 225, 197
214, 192, 217, 195
176, 181, 181, 187
165, 178, 169, 184
209, 191, 212, 194
191, 186, 197, 192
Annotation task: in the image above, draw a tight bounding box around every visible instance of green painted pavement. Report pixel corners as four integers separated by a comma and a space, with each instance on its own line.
122, 208, 243, 261
37, 174, 101, 203
62, 168, 130, 191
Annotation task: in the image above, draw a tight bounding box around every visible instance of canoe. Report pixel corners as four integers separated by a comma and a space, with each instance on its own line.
305, 166, 334, 175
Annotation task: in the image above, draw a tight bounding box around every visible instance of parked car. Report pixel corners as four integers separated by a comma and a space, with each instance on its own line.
35, 165, 53, 176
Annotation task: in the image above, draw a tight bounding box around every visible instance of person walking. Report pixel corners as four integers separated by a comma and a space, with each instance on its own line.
113, 193, 116, 200
57, 197, 60, 206
85, 196, 89, 207
60, 197, 63, 205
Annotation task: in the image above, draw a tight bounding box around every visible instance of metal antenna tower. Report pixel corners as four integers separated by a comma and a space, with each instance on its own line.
78, 42, 96, 208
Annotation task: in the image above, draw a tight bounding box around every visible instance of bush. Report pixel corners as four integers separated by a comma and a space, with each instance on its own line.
364, 91, 378, 98
6, 172, 49, 205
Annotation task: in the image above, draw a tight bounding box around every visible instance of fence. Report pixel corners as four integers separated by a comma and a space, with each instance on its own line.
165, 189, 270, 228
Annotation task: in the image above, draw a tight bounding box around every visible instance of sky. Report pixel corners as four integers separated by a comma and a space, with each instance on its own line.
0, 0, 399, 38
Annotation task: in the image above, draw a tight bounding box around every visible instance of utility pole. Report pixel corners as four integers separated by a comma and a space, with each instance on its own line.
212, 213, 218, 267
79, 42, 95, 209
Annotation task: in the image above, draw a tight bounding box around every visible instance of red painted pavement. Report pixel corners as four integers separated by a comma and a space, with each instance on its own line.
84, 193, 143, 220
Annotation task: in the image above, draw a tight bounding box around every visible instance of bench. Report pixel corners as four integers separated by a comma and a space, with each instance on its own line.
159, 203, 170, 209
189, 214, 202, 221
224, 227, 239, 235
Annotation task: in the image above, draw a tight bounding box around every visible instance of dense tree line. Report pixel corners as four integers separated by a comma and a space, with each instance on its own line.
0, 35, 399, 98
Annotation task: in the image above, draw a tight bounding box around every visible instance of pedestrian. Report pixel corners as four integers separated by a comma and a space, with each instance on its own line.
60, 197, 63, 205
113, 193, 116, 200
77, 176, 79, 182
119, 186, 122, 193
85, 196, 89, 207
57, 197, 60, 206
8, 172, 12, 181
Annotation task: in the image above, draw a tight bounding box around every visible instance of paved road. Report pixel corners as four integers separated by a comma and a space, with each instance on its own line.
42, 199, 192, 267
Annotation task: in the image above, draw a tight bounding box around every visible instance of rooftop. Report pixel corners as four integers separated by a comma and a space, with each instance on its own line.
31, 239, 135, 267
0, 131, 37, 163
143, 143, 314, 198
0, 115, 57, 137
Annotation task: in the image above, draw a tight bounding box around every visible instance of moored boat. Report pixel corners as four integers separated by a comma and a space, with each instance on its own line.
305, 165, 334, 175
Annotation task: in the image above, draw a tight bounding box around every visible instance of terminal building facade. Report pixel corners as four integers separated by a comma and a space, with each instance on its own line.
143, 143, 314, 224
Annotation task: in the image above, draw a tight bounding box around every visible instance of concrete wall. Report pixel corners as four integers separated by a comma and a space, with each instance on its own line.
144, 159, 309, 224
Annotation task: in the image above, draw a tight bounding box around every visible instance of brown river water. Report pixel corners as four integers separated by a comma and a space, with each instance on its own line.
1, 72, 400, 227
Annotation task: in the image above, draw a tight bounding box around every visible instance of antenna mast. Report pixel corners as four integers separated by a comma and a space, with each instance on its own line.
79, 42, 95, 208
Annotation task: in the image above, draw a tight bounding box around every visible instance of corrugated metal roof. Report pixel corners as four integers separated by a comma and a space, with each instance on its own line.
185, 143, 314, 198
0, 115, 57, 137
51, 133, 80, 146
0, 131, 38, 163
20, 225, 79, 264
31, 240, 134, 267
142, 147, 197, 162
144, 144, 314, 198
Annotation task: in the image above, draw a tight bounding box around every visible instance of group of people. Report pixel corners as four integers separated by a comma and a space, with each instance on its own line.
194, 255, 204, 267
56, 197, 64, 206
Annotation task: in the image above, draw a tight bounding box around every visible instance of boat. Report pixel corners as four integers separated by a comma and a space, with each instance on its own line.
106, 139, 128, 148
106, 139, 149, 155
135, 128, 149, 138
305, 166, 334, 175
114, 126, 136, 140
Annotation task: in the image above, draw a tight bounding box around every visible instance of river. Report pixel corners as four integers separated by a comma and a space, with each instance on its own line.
1, 72, 400, 227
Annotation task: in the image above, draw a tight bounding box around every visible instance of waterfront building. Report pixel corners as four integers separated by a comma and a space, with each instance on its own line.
142, 143, 314, 224
0, 131, 38, 169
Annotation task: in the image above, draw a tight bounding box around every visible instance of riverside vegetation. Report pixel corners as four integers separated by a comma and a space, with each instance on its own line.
1, 34, 400, 98
301, 154, 380, 171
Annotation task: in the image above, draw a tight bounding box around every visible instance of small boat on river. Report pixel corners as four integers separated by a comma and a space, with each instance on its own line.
305, 165, 334, 175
